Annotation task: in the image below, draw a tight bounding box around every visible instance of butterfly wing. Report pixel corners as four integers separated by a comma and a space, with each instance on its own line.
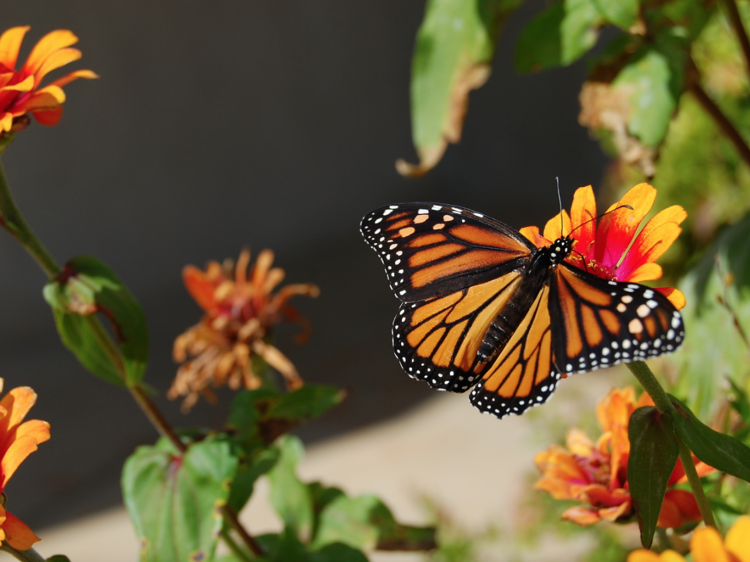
549, 263, 685, 375
393, 272, 524, 392
360, 203, 536, 302
469, 284, 561, 418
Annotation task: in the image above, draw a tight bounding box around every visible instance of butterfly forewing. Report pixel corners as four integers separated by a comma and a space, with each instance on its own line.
360, 203, 535, 302
550, 263, 685, 375
393, 273, 524, 392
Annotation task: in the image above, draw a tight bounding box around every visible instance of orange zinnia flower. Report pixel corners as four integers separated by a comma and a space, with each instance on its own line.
0, 380, 51, 550
535, 387, 712, 528
628, 516, 750, 561
170, 248, 320, 411
0, 26, 98, 137
519, 183, 687, 309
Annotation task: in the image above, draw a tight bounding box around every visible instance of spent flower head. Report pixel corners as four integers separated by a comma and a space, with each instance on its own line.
0, 26, 97, 147
520, 183, 687, 309
170, 248, 319, 411
534, 387, 713, 528
0, 379, 50, 550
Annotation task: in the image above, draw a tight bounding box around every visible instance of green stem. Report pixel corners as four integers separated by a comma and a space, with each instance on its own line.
0, 544, 46, 562
130, 385, 186, 453
0, 159, 60, 278
222, 505, 264, 557
626, 361, 717, 529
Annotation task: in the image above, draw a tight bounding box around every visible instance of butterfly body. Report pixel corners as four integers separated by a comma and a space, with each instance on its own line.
361, 202, 684, 419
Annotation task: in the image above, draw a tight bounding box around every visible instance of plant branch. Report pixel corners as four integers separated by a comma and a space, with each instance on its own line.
722, 0, 750, 79
130, 385, 186, 453
626, 361, 717, 529
221, 527, 254, 562
689, 80, 750, 170
222, 505, 264, 558
0, 159, 60, 277
0, 544, 46, 562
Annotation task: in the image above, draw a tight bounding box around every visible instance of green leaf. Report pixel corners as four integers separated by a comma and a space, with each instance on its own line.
313, 494, 436, 552
591, 0, 638, 30
308, 543, 369, 562
44, 256, 149, 386
267, 436, 314, 542
266, 385, 345, 421
515, 0, 601, 73
46, 557, 72, 562
122, 436, 239, 562
627, 406, 679, 549
401, 0, 523, 176
228, 445, 280, 513
612, 47, 677, 147
670, 395, 750, 483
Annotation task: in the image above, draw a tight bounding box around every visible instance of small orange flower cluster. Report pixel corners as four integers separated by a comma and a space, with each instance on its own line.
521, 183, 686, 309
535, 387, 712, 528
170, 249, 319, 410
0, 27, 97, 137
629, 516, 750, 561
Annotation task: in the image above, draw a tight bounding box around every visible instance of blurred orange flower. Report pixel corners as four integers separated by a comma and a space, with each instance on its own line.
170, 248, 319, 411
535, 387, 712, 528
0, 380, 50, 550
0, 26, 97, 137
520, 183, 686, 309
628, 516, 750, 561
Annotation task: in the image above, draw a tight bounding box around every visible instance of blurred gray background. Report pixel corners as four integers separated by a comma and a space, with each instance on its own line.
1, 1, 607, 529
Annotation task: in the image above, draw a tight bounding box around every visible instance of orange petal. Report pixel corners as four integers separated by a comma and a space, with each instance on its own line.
626, 263, 663, 283
2, 510, 40, 550
565, 428, 594, 457
691, 526, 731, 562
31, 107, 62, 126
726, 516, 750, 562
46, 68, 99, 89
0, 75, 33, 93
617, 205, 687, 281
543, 210, 571, 242
0, 421, 50, 488
0, 112, 12, 133
569, 185, 597, 258
13, 90, 64, 115
655, 287, 686, 310
0, 388, 36, 438
0, 27, 30, 70
595, 183, 656, 270
598, 501, 632, 521
33, 47, 82, 87
183, 266, 218, 313
627, 551, 668, 562
519, 226, 549, 248
561, 506, 602, 526
21, 29, 79, 77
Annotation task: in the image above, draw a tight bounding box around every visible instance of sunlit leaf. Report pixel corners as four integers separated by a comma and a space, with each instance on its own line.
398, 0, 523, 176
122, 436, 238, 562
43, 256, 149, 386
267, 436, 314, 542
591, 0, 638, 30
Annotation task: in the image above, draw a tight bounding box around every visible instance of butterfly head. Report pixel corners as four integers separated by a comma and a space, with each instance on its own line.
545, 236, 574, 266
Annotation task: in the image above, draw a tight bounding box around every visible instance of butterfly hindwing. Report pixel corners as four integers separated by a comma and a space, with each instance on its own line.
470, 284, 562, 418
549, 263, 685, 375
393, 272, 524, 392
361, 203, 535, 303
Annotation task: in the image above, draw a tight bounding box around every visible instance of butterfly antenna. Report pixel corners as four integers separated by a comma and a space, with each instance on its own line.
556, 177, 564, 235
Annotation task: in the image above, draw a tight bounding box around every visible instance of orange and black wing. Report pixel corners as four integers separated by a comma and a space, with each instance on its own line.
549, 263, 685, 375
393, 272, 524, 392
469, 284, 562, 417
361, 203, 536, 302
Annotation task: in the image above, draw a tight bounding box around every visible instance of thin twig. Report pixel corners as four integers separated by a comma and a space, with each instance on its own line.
222, 505, 264, 557
689, 80, 750, 170
722, 0, 750, 77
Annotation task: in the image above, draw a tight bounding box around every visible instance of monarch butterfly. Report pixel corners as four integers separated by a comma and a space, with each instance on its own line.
361, 202, 684, 419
